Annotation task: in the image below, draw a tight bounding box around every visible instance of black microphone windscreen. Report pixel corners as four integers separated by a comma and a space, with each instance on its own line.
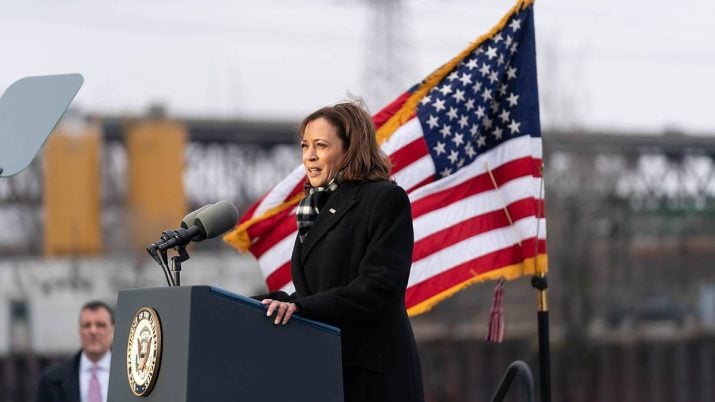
181, 204, 213, 229
194, 200, 239, 239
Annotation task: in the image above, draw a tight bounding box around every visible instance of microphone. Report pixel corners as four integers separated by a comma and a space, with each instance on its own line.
145, 204, 210, 253
180, 204, 213, 241
193, 200, 239, 239
147, 201, 239, 252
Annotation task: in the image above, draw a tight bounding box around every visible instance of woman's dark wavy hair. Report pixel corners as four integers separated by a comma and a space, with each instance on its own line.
299, 100, 391, 191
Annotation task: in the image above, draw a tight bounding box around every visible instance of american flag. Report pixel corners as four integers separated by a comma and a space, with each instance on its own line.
224, 0, 547, 315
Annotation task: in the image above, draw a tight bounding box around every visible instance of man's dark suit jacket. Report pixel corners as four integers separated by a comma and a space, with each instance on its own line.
35, 351, 80, 402
269, 180, 425, 402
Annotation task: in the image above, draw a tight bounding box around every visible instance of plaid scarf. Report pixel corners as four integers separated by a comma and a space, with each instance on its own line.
296, 175, 340, 243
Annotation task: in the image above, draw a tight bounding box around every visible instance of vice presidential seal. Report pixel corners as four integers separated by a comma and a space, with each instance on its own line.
126, 307, 162, 397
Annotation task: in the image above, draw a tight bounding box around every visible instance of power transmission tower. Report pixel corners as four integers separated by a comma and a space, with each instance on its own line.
362, 0, 411, 110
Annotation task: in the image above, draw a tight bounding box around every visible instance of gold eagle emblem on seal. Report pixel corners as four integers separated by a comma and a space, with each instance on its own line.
126, 307, 163, 397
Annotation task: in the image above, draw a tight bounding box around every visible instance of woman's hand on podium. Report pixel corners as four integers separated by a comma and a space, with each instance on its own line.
261, 299, 299, 325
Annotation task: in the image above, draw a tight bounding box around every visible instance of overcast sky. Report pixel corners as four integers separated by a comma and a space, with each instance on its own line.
1, 0, 714, 134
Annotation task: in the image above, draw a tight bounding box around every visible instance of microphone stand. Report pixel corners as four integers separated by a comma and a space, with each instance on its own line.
169, 245, 190, 287
147, 230, 181, 287
146, 230, 192, 287
147, 245, 174, 287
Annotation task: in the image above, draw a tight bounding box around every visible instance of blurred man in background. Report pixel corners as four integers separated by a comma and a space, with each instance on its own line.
35, 301, 114, 402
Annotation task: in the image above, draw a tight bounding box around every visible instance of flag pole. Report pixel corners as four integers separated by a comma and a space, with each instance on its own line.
485, 161, 552, 402
532, 273, 551, 402
532, 163, 551, 402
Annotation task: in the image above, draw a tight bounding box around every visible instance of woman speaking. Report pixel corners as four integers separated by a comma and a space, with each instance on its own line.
260, 101, 424, 402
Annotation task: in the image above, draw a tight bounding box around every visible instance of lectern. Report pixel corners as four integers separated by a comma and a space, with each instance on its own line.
108, 286, 344, 402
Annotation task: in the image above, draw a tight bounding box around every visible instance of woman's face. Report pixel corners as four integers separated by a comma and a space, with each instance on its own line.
302, 117, 346, 188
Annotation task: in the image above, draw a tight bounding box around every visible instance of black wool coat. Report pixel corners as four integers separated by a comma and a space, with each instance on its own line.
34, 352, 81, 402
270, 180, 424, 402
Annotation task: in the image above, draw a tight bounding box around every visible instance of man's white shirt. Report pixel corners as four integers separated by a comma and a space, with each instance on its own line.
79, 351, 111, 402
